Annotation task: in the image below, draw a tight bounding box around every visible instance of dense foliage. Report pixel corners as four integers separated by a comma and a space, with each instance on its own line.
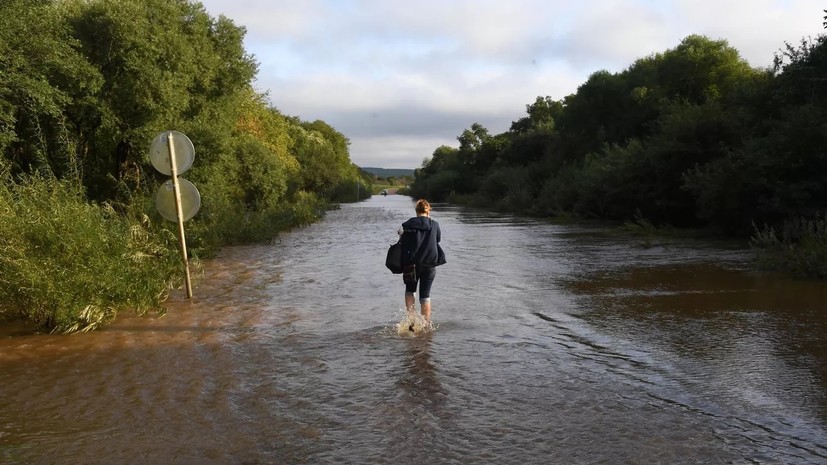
0, 175, 182, 333
410, 33, 827, 277
0, 0, 369, 331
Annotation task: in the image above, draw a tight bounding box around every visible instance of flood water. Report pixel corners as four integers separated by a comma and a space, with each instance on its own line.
2, 194, 826, 464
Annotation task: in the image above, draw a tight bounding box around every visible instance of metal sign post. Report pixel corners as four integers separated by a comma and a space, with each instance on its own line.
166, 132, 193, 299
150, 130, 200, 300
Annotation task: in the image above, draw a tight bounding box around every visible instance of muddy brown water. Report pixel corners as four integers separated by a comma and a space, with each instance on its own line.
1, 195, 826, 464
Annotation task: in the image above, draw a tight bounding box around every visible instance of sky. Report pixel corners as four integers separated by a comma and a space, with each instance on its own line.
197, 0, 825, 169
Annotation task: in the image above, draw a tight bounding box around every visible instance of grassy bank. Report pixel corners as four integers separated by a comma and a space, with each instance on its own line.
0, 175, 184, 333
751, 214, 827, 279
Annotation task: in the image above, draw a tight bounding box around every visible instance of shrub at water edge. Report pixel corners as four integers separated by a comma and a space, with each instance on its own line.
0, 175, 184, 333
750, 213, 827, 279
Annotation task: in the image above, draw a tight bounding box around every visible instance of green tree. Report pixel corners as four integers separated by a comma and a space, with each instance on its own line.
288, 118, 356, 196
410, 145, 461, 200
537, 35, 760, 226
686, 36, 827, 233
0, 0, 102, 179
510, 96, 564, 134
0, 0, 363, 331
455, 122, 492, 190
63, 0, 258, 200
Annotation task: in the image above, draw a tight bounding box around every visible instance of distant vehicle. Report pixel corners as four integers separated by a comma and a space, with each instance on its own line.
381, 189, 388, 196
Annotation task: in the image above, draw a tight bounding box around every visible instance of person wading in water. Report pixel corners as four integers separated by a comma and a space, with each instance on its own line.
399, 199, 446, 328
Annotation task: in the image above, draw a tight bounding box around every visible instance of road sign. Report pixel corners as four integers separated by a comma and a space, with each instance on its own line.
149, 130, 198, 299
155, 178, 201, 222
149, 130, 194, 176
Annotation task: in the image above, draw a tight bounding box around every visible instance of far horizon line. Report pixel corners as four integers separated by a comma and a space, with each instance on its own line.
359, 165, 416, 170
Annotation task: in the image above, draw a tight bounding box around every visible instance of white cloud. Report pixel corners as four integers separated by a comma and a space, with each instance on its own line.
199, 0, 826, 168
673, 0, 824, 66
550, 0, 675, 71
351, 134, 458, 169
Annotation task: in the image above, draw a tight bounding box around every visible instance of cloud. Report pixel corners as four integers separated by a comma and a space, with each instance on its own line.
546, 0, 675, 71
672, 0, 824, 66
199, 0, 826, 169
351, 134, 457, 169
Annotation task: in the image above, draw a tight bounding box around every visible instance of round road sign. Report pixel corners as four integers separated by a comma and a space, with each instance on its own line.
155, 178, 201, 222
149, 131, 195, 175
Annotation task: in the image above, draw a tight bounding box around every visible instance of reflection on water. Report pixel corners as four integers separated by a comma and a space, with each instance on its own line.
1, 195, 826, 464
398, 334, 444, 407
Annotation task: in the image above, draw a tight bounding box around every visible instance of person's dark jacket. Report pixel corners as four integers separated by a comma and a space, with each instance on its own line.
400, 216, 446, 267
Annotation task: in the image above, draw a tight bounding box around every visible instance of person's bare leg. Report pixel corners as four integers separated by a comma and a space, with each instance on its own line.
420, 299, 431, 324
405, 293, 418, 332
405, 292, 416, 314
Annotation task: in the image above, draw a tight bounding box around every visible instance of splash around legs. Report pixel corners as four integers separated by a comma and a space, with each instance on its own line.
396, 311, 432, 336
397, 293, 434, 336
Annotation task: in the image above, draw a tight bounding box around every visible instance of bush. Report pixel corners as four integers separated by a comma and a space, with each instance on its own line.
189, 189, 326, 248
750, 213, 827, 279
0, 175, 183, 333
328, 179, 371, 203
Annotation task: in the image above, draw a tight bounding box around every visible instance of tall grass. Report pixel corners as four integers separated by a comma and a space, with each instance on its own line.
190, 190, 326, 248
750, 213, 827, 279
327, 179, 372, 203
0, 175, 183, 333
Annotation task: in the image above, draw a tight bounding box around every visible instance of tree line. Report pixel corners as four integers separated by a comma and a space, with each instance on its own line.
0, 0, 370, 332
410, 33, 826, 237
409, 29, 827, 278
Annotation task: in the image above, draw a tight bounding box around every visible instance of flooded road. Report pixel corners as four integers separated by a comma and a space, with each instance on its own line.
2, 195, 826, 464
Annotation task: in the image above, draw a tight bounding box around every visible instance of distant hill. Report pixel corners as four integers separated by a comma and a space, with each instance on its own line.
360, 167, 415, 178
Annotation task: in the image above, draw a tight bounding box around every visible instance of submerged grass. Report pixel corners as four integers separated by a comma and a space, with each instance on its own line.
0, 175, 183, 333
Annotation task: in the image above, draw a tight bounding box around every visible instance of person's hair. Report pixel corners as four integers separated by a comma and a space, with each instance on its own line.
415, 199, 431, 214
